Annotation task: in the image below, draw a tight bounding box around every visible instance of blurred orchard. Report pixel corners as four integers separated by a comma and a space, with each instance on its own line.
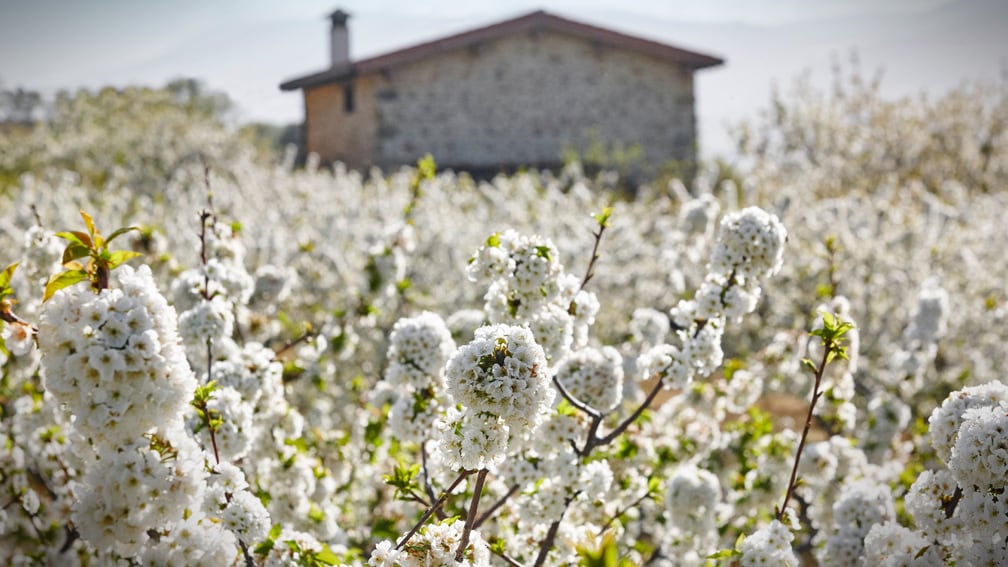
0, 66, 1007, 566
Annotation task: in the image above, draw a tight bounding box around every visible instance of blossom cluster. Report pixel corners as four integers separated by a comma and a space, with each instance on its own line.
384, 311, 456, 443
38, 265, 211, 557
466, 229, 599, 362
369, 519, 490, 567
637, 207, 787, 397
439, 323, 553, 469
739, 520, 799, 566
553, 346, 623, 413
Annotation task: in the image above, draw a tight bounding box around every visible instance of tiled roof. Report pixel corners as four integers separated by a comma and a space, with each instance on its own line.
280, 10, 723, 91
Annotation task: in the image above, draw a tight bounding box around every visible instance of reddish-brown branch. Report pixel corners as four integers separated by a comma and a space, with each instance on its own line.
397, 470, 472, 551
475, 483, 519, 528
777, 338, 833, 522
596, 376, 664, 448
455, 469, 488, 562
575, 224, 607, 294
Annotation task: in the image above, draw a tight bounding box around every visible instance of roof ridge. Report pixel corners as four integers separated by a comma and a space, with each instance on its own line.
280, 9, 723, 92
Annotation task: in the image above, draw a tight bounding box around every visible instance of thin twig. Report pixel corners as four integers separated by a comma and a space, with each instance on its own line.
552, 375, 601, 419
23, 509, 47, 546
532, 492, 578, 567
238, 538, 254, 567
197, 208, 221, 465
402, 489, 432, 509
194, 175, 248, 565
792, 493, 819, 554
597, 488, 654, 536
58, 523, 79, 553
475, 483, 520, 528
397, 470, 472, 550
30, 204, 43, 227
550, 372, 615, 457
776, 337, 833, 522
203, 338, 220, 465
578, 416, 603, 457
942, 486, 963, 519
534, 519, 562, 567
25, 467, 57, 500
595, 376, 665, 449
455, 469, 488, 562
272, 326, 316, 357
198, 209, 213, 288
202, 158, 215, 211
490, 548, 526, 567
575, 222, 608, 295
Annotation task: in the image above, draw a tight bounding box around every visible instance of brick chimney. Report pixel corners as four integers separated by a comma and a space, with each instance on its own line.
329, 9, 351, 67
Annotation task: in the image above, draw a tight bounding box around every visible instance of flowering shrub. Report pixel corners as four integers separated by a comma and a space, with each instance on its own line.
0, 76, 1007, 565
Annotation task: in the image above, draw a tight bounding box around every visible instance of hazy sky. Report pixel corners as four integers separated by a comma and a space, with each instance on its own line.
2, 0, 1005, 158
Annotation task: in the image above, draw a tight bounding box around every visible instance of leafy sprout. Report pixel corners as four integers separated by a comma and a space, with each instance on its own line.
43, 210, 141, 301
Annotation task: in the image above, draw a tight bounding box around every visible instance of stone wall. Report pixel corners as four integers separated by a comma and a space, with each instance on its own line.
304, 29, 698, 175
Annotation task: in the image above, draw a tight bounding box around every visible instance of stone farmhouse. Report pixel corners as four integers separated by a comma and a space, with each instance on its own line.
280, 9, 723, 177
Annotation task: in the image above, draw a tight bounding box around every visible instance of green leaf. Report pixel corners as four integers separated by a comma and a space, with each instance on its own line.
43, 269, 89, 302
313, 545, 340, 565
255, 486, 273, 507
61, 241, 91, 265
0, 262, 18, 290
105, 225, 140, 245
383, 462, 421, 493
79, 210, 97, 240
820, 311, 835, 329
815, 283, 834, 298
106, 250, 142, 270
485, 232, 500, 248
647, 476, 662, 495
55, 230, 93, 250
576, 531, 629, 566
630, 537, 655, 558
593, 206, 613, 227
192, 381, 218, 407
308, 503, 325, 523
801, 358, 818, 374
555, 398, 577, 417
283, 436, 309, 454
416, 154, 437, 181
253, 539, 275, 556
707, 548, 741, 560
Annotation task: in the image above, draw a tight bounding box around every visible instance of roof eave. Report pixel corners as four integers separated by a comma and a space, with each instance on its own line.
688, 55, 725, 70
279, 64, 355, 91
